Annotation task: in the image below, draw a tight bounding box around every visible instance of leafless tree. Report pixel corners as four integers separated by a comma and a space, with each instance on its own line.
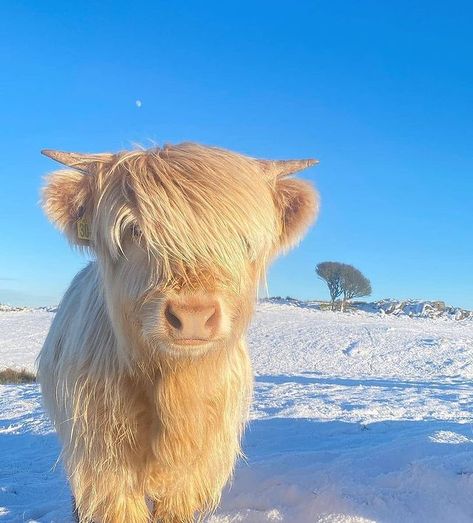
339, 264, 372, 311
315, 261, 344, 310
316, 262, 372, 311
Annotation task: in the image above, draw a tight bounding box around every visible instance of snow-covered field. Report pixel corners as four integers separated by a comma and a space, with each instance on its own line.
1, 303, 473, 522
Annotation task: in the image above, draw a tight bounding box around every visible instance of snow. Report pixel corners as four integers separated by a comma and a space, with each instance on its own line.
1, 302, 473, 522
0, 311, 53, 371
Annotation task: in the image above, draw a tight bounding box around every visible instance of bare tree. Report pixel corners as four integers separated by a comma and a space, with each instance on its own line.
339, 264, 372, 311
316, 262, 372, 311
315, 261, 344, 310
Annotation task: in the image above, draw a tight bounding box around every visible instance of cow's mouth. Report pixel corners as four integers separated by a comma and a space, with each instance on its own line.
171, 338, 212, 347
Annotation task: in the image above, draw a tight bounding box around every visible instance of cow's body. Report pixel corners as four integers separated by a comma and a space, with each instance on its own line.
38, 143, 318, 522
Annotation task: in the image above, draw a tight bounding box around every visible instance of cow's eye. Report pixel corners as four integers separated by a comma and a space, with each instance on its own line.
131, 223, 142, 239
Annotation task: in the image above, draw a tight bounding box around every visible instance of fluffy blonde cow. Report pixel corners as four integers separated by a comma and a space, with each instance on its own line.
38, 143, 319, 523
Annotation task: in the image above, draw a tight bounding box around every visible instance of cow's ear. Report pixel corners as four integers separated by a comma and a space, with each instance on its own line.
42, 169, 95, 246
274, 177, 319, 251
41, 150, 113, 246
257, 155, 320, 251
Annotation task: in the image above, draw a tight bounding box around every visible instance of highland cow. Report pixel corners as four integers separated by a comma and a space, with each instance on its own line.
38, 143, 319, 522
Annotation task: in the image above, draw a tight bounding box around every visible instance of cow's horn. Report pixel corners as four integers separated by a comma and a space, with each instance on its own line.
258, 158, 319, 178
41, 149, 113, 173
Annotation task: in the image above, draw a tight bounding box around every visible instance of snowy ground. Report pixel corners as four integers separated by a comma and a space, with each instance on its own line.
1, 303, 473, 522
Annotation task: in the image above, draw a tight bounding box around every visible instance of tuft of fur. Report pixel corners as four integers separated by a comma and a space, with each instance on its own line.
38, 142, 319, 522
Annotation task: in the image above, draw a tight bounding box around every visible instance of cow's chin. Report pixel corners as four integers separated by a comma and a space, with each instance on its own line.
147, 336, 229, 359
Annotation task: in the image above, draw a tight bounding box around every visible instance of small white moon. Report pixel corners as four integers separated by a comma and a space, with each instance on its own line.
135, 100, 142, 108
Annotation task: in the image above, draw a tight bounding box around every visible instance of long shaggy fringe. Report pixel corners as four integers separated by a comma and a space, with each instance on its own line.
43, 143, 279, 292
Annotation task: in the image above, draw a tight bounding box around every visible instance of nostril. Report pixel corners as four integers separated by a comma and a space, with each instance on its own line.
165, 305, 182, 331
204, 307, 218, 330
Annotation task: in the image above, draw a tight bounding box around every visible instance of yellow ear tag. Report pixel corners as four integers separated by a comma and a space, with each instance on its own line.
77, 216, 91, 241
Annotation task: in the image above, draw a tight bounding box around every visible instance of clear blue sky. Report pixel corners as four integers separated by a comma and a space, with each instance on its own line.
1, 1, 472, 308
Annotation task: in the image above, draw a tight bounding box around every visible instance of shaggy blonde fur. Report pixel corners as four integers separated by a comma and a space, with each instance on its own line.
38, 142, 319, 522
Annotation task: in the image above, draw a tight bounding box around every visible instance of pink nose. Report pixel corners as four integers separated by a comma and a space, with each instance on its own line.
164, 298, 221, 342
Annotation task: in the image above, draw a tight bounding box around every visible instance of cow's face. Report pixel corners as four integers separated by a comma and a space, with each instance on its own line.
42, 143, 319, 359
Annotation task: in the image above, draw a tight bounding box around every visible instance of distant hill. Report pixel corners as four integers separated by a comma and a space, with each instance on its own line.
0, 304, 57, 313
264, 297, 473, 321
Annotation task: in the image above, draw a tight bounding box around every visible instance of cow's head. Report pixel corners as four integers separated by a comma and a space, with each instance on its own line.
42, 143, 319, 359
